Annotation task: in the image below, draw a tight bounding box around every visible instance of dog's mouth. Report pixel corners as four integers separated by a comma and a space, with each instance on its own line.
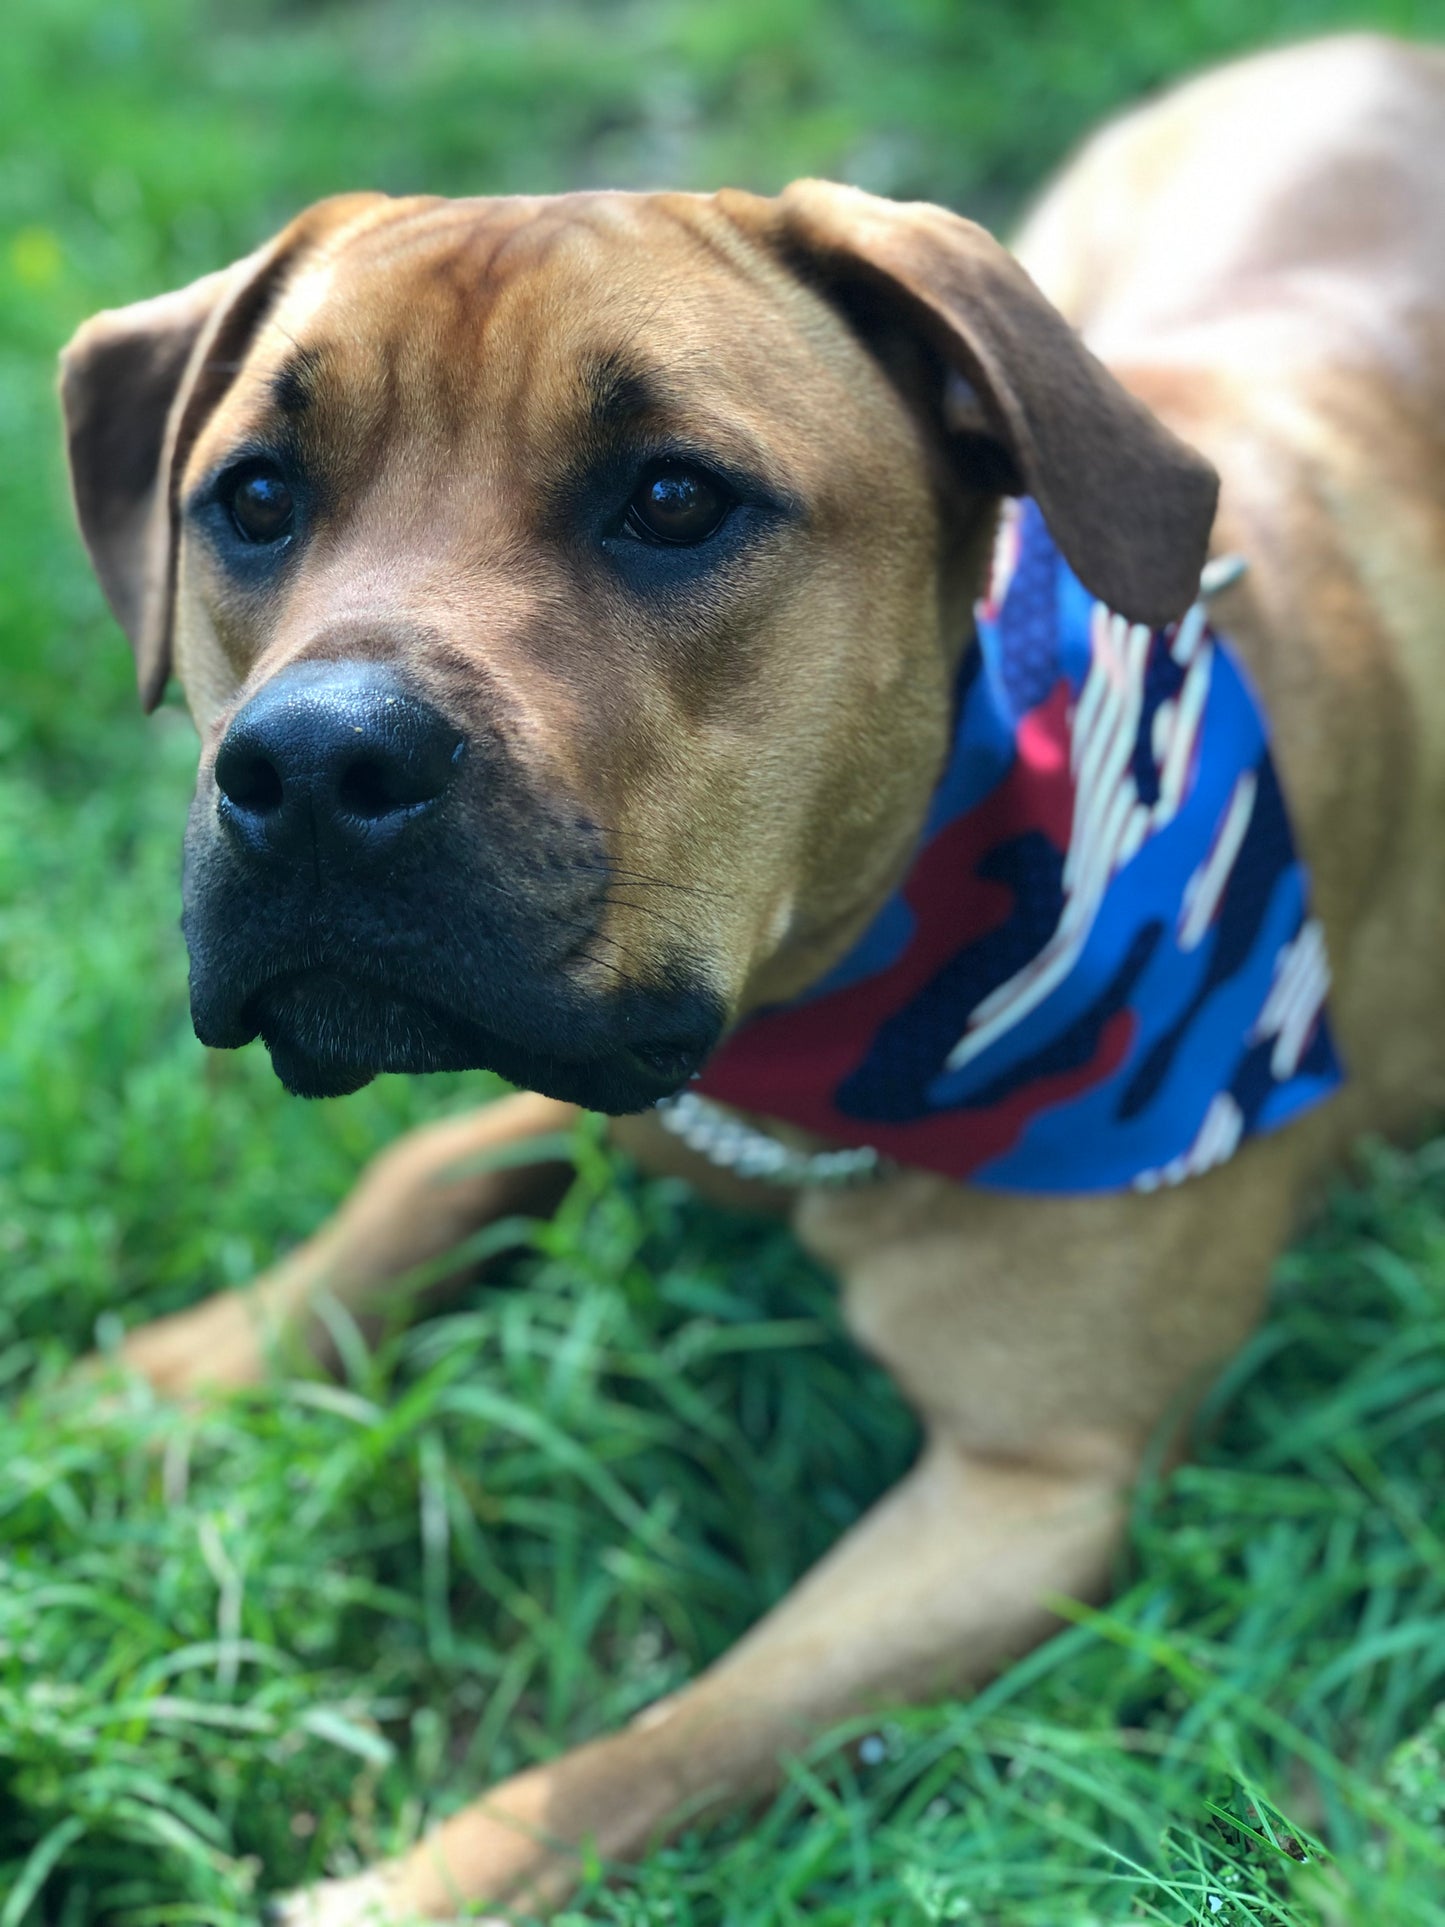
214, 967, 721, 1111
179, 725, 729, 1112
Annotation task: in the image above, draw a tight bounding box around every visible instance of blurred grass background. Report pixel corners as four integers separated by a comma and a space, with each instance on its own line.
3, 0, 1445, 1921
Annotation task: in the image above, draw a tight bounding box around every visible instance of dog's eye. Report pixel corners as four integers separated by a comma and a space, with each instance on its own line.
625, 465, 731, 545
225, 463, 295, 545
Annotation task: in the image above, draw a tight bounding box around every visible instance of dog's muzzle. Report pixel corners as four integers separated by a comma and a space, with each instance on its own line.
182, 659, 725, 1109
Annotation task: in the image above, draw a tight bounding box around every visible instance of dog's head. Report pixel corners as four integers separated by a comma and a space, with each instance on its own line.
60, 183, 1216, 1110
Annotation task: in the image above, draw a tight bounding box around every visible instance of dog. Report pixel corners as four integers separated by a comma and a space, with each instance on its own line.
59, 33, 1445, 1924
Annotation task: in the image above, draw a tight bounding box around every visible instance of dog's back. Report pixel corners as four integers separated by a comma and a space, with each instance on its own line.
1016, 35, 1445, 363
1017, 34, 1445, 1143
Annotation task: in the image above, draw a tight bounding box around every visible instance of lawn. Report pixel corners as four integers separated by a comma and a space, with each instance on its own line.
3, 0, 1445, 1920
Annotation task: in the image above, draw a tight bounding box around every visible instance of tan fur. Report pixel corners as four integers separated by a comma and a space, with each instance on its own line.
60, 36, 1445, 1923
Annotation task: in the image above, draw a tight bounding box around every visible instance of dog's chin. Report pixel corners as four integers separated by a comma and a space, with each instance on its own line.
235, 971, 714, 1113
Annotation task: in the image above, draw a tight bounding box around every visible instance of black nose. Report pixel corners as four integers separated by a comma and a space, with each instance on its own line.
214, 661, 464, 872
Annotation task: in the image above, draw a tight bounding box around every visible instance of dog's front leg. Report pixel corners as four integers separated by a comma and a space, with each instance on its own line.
274, 1133, 1309, 1925
114, 1091, 579, 1395
272, 1433, 1128, 1926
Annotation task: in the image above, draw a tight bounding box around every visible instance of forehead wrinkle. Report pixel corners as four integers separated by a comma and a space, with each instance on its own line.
569, 229, 858, 428
404, 197, 618, 336
192, 326, 414, 521
653, 194, 834, 324
506, 236, 813, 471
226, 194, 845, 512
496, 327, 803, 507
270, 341, 325, 417
607, 384, 803, 493
293, 205, 544, 377
345, 195, 545, 278
314, 211, 598, 457
580, 350, 687, 433
571, 309, 818, 484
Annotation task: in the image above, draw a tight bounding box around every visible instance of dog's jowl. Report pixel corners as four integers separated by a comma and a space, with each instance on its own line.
59, 35, 1445, 1925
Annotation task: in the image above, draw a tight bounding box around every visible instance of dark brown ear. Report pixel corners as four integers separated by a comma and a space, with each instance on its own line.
58, 193, 387, 710
720, 179, 1218, 626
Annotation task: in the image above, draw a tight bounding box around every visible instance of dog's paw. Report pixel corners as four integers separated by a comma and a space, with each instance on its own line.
264, 1871, 504, 1927
264, 1872, 410, 1927
115, 1287, 278, 1396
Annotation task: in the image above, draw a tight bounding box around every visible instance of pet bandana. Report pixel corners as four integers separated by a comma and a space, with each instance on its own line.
692, 498, 1343, 1193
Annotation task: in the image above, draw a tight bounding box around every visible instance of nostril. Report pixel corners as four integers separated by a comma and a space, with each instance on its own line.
337, 735, 465, 821
338, 755, 418, 820
216, 747, 284, 815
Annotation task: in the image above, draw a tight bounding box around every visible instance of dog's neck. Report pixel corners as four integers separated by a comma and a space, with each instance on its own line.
734, 493, 1000, 1017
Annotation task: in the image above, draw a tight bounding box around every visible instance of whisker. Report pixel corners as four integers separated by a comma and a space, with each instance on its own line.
569, 948, 629, 984
569, 860, 731, 902
611, 873, 727, 900
600, 895, 696, 944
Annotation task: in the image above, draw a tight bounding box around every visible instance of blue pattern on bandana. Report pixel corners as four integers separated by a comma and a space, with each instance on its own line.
695, 499, 1344, 1192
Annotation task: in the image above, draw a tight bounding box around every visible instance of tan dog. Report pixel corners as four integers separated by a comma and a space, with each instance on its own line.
60, 34, 1445, 1925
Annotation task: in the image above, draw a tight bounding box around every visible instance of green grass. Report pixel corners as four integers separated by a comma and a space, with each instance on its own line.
3, 0, 1445, 1920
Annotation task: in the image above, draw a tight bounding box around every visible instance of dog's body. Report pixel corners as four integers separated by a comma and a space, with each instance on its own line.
60, 34, 1445, 1923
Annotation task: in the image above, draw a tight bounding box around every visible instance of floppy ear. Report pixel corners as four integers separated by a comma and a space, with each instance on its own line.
58, 194, 387, 711
720, 179, 1218, 626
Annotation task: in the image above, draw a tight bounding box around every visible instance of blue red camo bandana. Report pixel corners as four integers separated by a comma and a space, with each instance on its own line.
693, 497, 1343, 1193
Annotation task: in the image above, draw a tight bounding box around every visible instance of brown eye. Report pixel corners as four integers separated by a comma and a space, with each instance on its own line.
625, 466, 730, 545
228, 465, 294, 544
